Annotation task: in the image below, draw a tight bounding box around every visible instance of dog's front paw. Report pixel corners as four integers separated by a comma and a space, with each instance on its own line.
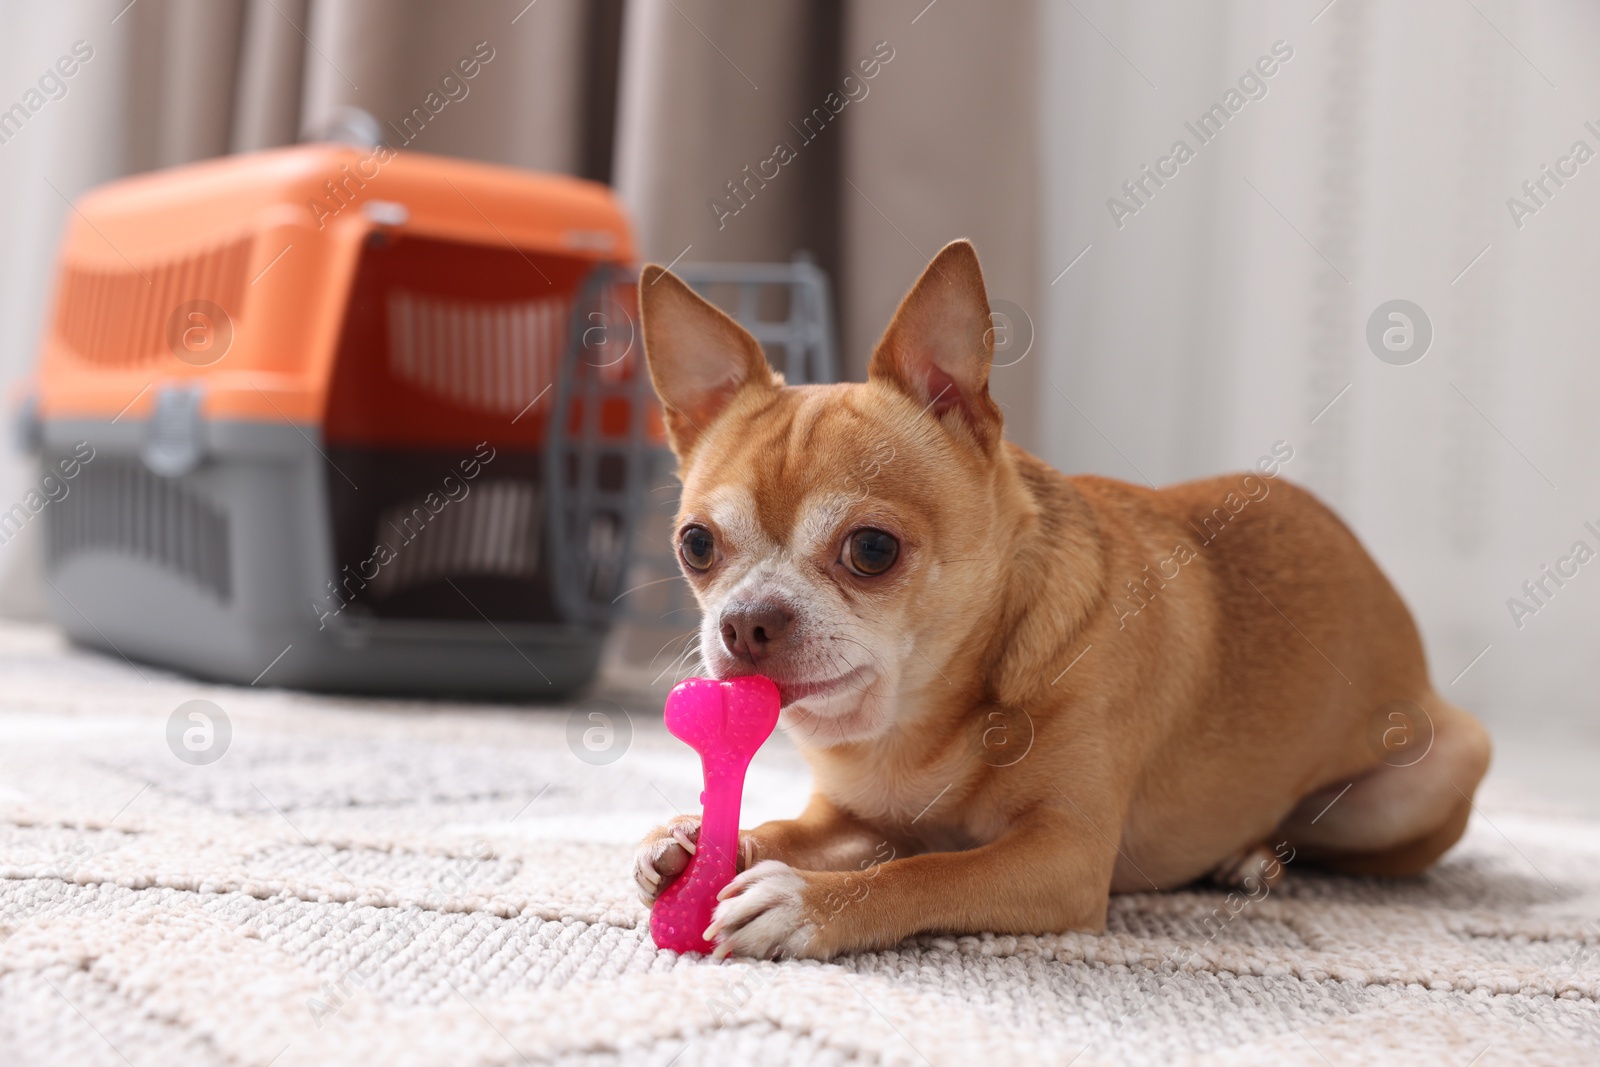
706, 860, 829, 960
634, 814, 704, 905
635, 816, 758, 905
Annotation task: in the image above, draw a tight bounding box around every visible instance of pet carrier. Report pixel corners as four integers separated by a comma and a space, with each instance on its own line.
24, 144, 654, 697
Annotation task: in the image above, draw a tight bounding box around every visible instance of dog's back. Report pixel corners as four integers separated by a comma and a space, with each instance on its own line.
1018, 453, 1488, 885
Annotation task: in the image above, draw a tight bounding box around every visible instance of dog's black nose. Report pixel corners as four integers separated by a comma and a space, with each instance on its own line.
720, 601, 792, 664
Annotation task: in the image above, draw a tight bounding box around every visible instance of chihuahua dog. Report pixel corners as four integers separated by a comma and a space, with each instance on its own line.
632, 240, 1491, 960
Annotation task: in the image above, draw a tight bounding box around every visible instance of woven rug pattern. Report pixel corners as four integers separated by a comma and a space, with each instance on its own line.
0, 622, 1596, 1066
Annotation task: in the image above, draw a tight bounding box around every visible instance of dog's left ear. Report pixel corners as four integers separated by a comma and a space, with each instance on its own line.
639, 265, 778, 459
868, 239, 1002, 452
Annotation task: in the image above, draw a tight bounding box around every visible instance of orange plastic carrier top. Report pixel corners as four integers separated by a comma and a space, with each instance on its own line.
34, 144, 637, 431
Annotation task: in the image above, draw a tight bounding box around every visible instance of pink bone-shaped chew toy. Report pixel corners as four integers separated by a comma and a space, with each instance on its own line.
649, 675, 781, 954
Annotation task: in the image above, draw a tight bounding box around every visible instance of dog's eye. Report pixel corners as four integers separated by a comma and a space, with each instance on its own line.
679, 525, 716, 571
846, 528, 899, 576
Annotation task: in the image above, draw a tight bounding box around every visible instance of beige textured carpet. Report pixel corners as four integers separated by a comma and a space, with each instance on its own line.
0, 621, 1596, 1066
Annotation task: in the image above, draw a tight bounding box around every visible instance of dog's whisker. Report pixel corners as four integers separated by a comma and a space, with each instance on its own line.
650, 650, 696, 687
821, 632, 878, 663
650, 659, 683, 688
646, 628, 698, 669
820, 647, 855, 687
672, 635, 706, 684
651, 633, 702, 686
610, 573, 686, 604
819, 634, 882, 686
822, 646, 876, 699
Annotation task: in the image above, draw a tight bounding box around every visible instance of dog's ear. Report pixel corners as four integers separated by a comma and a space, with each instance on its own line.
639, 265, 777, 458
868, 239, 1002, 451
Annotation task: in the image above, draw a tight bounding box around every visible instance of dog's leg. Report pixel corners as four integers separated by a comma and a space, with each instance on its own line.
745, 792, 906, 871
1277, 693, 1491, 877
707, 804, 1119, 959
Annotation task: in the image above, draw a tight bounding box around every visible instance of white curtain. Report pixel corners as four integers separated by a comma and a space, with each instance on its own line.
0, 2, 141, 614
1038, 0, 1600, 773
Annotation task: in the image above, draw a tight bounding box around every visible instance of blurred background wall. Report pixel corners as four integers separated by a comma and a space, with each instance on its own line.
1038, 0, 1600, 808
0, 0, 1595, 801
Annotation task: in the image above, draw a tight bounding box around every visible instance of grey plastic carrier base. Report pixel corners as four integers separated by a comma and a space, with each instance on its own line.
38, 419, 601, 699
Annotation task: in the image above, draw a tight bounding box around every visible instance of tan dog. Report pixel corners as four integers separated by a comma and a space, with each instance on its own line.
632, 240, 1491, 960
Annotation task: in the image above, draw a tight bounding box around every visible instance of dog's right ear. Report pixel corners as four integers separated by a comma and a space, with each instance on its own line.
639, 265, 777, 458
868, 240, 1003, 453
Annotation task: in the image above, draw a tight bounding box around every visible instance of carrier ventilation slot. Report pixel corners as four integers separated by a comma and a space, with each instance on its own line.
54, 236, 253, 366
367, 479, 542, 600
387, 290, 571, 416
47, 457, 231, 601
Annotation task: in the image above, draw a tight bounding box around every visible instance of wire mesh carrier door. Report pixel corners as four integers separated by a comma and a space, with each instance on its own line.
314, 249, 654, 695
607, 255, 838, 689
346, 268, 652, 619
545, 266, 658, 625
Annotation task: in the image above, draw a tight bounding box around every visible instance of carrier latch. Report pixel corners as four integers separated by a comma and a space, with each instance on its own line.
141, 384, 207, 477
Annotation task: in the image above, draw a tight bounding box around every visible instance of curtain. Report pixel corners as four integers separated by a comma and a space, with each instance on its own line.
0, 0, 1042, 624
1038, 0, 1600, 757
614, 0, 1040, 437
